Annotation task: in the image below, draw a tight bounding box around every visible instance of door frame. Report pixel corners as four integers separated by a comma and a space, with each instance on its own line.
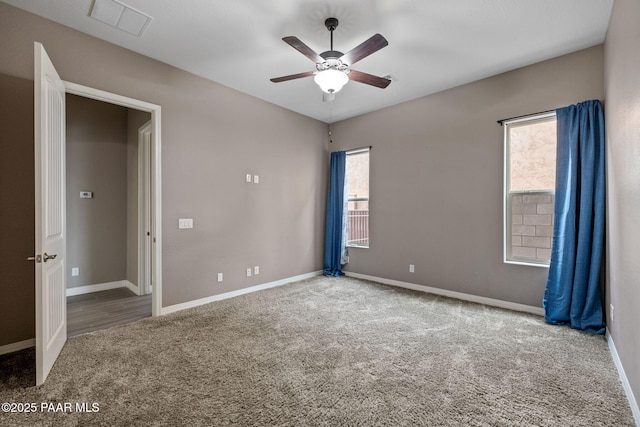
64, 82, 163, 317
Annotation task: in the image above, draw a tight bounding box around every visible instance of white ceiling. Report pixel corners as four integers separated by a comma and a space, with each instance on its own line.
2, 0, 613, 123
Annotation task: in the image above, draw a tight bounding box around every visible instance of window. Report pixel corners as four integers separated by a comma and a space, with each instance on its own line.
504, 113, 556, 266
346, 148, 369, 248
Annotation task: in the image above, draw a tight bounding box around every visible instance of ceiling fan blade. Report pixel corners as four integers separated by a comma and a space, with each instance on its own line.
340, 34, 388, 66
282, 36, 324, 63
322, 92, 335, 102
348, 70, 391, 88
270, 71, 315, 83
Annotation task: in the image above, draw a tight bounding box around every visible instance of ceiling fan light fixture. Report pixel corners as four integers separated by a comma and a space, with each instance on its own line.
271, 17, 390, 99
314, 69, 349, 93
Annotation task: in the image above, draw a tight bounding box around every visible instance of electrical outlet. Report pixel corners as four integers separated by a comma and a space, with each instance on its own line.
217, 273, 223, 283
246, 174, 252, 183
253, 175, 259, 184
71, 267, 79, 277
246, 268, 252, 277
409, 264, 415, 273
254, 266, 259, 275
610, 304, 614, 322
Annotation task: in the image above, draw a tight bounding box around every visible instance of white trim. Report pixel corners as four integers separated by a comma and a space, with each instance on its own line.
65, 280, 135, 297
63, 81, 163, 317
64, 82, 158, 112
345, 146, 371, 155
502, 111, 556, 126
607, 331, 640, 426
503, 121, 508, 264
161, 271, 322, 315
150, 108, 162, 317
0, 338, 35, 356
504, 259, 550, 268
345, 272, 545, 316
124, 280, 138, 294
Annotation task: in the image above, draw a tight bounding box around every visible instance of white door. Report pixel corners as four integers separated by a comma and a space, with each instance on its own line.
34, 42, 67, 386
137, 122, 153, 295
143, 128, 152, 294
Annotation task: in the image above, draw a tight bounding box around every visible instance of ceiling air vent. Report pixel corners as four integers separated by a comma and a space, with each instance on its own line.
90, 0, 152, 37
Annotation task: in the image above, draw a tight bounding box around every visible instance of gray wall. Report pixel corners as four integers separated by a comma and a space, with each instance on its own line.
330, 46, 604, 308
66, 94, 128, 289
0, 74, 35, 346
604, 0, 640, 410
0, 3, 327, 347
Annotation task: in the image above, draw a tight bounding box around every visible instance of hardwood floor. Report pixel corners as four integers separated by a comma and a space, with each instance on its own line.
67, 287, 152, 337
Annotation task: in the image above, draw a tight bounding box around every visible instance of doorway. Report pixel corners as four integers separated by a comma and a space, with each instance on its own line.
64, 95, 153, 336
34, 42, 162, 385
64, 81, 163, 317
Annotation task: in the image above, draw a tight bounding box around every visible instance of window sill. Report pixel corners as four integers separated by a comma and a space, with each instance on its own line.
505, 259, 549, 268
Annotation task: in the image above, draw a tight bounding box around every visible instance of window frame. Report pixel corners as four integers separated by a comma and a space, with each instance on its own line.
503, 111, 556, 268
345, 147, 370, 249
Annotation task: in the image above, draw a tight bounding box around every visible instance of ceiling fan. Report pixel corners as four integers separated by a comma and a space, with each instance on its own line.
270, 17, 391, 102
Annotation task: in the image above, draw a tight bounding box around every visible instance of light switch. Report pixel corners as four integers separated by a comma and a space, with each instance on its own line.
253, 175, 259, 184
217, 272, 223, 283
246, 174, 252, 183
71, 267, 79, 277
254, 266, 259, 275
178, 218, 193, 229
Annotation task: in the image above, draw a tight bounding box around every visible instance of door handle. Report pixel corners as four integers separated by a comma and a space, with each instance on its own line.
27, 255, 42, 263
43, 253, 57, 262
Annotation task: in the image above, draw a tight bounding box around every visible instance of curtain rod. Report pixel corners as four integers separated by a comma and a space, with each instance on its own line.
497, 109, 556, 126
346, 146, 372, 154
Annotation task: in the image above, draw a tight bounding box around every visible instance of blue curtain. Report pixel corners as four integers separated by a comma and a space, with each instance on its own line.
323, 151, 347, 276
543, 100, 606, 334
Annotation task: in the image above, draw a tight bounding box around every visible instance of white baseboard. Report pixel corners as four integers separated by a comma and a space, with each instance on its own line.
607, 331, 640, 426
345, 272, 545, 316
161, 271, 322, 315
66, 280, 135, 297
124, 280, 139, 295
0, 338, 35, 356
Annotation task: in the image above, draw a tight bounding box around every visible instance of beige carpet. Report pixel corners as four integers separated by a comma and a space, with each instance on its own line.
0, 276, 634, 426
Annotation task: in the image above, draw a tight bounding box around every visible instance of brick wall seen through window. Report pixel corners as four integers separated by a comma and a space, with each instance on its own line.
504, 114, 556, 265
